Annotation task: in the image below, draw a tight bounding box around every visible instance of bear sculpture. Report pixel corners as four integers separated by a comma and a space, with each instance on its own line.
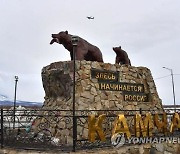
50, 31, 103, 62
113, 46, 131, 65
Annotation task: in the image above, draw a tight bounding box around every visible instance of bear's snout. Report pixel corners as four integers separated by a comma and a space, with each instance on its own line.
113, 47, 117, 52
52, 34, 56, 38
52, 34, 60, 38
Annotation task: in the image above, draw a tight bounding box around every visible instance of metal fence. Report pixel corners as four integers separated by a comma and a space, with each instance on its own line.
0, 107, 180, 152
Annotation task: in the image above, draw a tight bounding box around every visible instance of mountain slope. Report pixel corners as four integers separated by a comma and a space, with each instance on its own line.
0, 94, 43, 107
0, 100, 43, 107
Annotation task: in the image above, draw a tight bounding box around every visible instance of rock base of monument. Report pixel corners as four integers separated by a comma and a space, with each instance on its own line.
33, 60, 163, 145
41, 60, 163, 111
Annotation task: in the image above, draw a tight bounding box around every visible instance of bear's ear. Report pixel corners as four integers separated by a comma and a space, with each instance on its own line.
65, 30, 68, 34
119, 46, 121, 49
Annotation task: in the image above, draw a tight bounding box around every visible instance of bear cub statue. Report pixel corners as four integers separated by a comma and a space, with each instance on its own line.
113, 46, 131, 66
50, 31, 103, 62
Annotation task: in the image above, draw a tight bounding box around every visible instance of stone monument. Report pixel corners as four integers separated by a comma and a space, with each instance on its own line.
32, 60, 163, 145
33, 32, 163, 145
42, 61, 163, 111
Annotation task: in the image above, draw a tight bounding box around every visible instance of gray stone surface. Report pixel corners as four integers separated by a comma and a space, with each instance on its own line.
33, 60, 164, 145
41, 60, 163, 111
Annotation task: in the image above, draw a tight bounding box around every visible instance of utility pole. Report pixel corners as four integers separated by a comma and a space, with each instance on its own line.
13, 76, 18, 129
163, 67, 176, 112
71, 35, 79, 152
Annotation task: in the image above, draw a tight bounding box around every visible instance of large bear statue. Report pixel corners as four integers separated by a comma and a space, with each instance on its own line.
113, 46, 131, 65
50, 31, 104, 62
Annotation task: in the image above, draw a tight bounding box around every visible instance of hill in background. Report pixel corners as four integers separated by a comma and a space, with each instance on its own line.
0, 94, 43, 107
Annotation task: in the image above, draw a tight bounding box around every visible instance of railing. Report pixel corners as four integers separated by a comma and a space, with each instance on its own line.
0, 107, 180, 152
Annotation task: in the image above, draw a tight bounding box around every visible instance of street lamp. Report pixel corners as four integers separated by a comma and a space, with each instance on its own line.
162, 67, 176, 112
71, 35, 79, 152
13, 76, 18, 129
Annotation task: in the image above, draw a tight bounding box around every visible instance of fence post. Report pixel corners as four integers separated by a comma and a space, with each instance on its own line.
139, 108, 142, 115
73, 116, 77, 152
1, 109, 4, 148
134, 111, 136, 137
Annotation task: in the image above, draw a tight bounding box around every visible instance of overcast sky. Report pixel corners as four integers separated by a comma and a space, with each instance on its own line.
0, 0, 179, 105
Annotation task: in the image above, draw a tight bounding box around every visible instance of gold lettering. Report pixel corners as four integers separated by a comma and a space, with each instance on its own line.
93, 70, 118, 81
127, 85, 130, 91
138, 86, 143, 92
155, 113, 167, 135
104, 73, 107, 79
124, 95, 129, 101
114, 84, 119, 90
95, 73, 99, 79
123, 94, 147, 102
170, 113, 180, 133
119, 85, 123, 91
137, 95, 141, 101
88, 114, 106, 142
107, 74, 111, 80
94, 72, 117, 81
129, 95, 132, 100
132, 95, 136, 101
110, 84, 114, 90
133, 86, 137, 91
141, 96, 146, 102
112, 74, 115, 80
106, 83, 110, 90
100, 83, 106, 90
135, 113, 154, 137
112, 114, 131, 138
123, 85, 127, 91
99, 73, 103, 79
